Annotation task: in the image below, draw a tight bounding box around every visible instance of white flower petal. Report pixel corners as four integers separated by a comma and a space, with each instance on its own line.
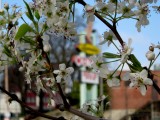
99, 40, 107, 45
59, 63, 66, 70
139, 85, 147, 96
108, 41, 112, 47
53, 70, 60, 74
107, 79, 112, 87
85, 5, 94, 12
120, 54, 129, 63
130, 73, 138, 78
42, 34, 50, 41
128, 38, 132, 47
143, 78, 153, 85
127, 48, 133, 55
129, 82, 134, 87
112, 78, 120, 86
140, 69, 148, 78
66, 67, 74, 74
99, 71, 107, 78
64, 75, 71, 81
56, 76, 62, 83
99, 68, 110, 78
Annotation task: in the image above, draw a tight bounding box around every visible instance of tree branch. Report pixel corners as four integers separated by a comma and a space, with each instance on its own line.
0, 86, 66, 120
68, 107, 109, 120
75, 0, 124, 46
57, 83, 70, 109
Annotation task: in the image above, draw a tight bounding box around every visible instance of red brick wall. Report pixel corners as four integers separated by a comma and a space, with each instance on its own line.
111, 71, 160, 110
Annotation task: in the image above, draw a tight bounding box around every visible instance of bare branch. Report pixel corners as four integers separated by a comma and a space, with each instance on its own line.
0, 86, 66, 120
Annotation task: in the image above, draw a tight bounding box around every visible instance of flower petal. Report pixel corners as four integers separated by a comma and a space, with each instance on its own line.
99, 70, 107, 78
128, 38, 132, 47
130, 73, 138, 78
59, 63, 66, 70
56, 76, 62, 83
99, 40, 107, 45
112, 78, 120, 86
140, 69, 148, 78
53, 70, 60, 74
129, 82, 134, 87
139, 85, 147, 96
143, 78, 153, 85
107, 79, 112, 87
64, 75, 71, 81
66, 67, 74, 74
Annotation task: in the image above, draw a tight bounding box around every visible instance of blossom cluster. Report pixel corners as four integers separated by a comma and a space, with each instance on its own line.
0, 0, 75, 93
85, 0, 157, 32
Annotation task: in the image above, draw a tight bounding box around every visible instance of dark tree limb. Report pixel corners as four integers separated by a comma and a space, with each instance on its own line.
75, 0, 124, 46
0, 86, 66, 120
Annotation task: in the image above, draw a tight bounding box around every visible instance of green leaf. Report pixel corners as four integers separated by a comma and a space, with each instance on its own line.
129, 54, 142, 68
20, 36, 35, 45
3, 45, 12, 57
34, 10, 40, 20
127, 63, 137, 72
23, 0, 34, 21
15, 24, 31, 40
25, 12, 33, 21
103, 52, 120, 59
127, 63, 143, 72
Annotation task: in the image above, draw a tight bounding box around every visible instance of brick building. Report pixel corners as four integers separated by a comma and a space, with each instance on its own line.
107, 71, 160, 120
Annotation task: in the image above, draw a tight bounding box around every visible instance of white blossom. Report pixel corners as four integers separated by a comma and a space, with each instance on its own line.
134, 3, 149, 32
129, 69, 153, 96
151, 43, 160, 49
89, 55, 107, 73
44, 77, 55, 87
96, 2, 115, 14
36, 75, 46, 92
99, 69, 120, 87
120, 38, 133, 63
117, 1, 134, 17
53, 63, 74, 83
99, 30, 117, 46
4, 3, 9, 10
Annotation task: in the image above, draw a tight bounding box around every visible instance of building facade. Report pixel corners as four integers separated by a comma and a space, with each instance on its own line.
107, 71, 160, 120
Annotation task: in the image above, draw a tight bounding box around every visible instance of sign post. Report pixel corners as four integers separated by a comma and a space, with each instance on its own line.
76, 27, 99, 107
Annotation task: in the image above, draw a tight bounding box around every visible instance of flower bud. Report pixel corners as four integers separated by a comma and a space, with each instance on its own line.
19, 66, 24, 72
43, 44, 51, 52
4, 3, 9, 10
0, 9, 4, 15
146, 51, 155, 61
149, 46, 154, 51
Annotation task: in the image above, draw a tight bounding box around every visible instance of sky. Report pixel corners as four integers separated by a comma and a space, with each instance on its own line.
2, 0, 160, 70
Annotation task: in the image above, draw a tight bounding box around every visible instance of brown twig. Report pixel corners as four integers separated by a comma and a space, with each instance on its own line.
75, 0, 124, 46
148, 71, 160, 95
56, 83, 70, 109
68, 107, 109, 120
0, 86, 66, 120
